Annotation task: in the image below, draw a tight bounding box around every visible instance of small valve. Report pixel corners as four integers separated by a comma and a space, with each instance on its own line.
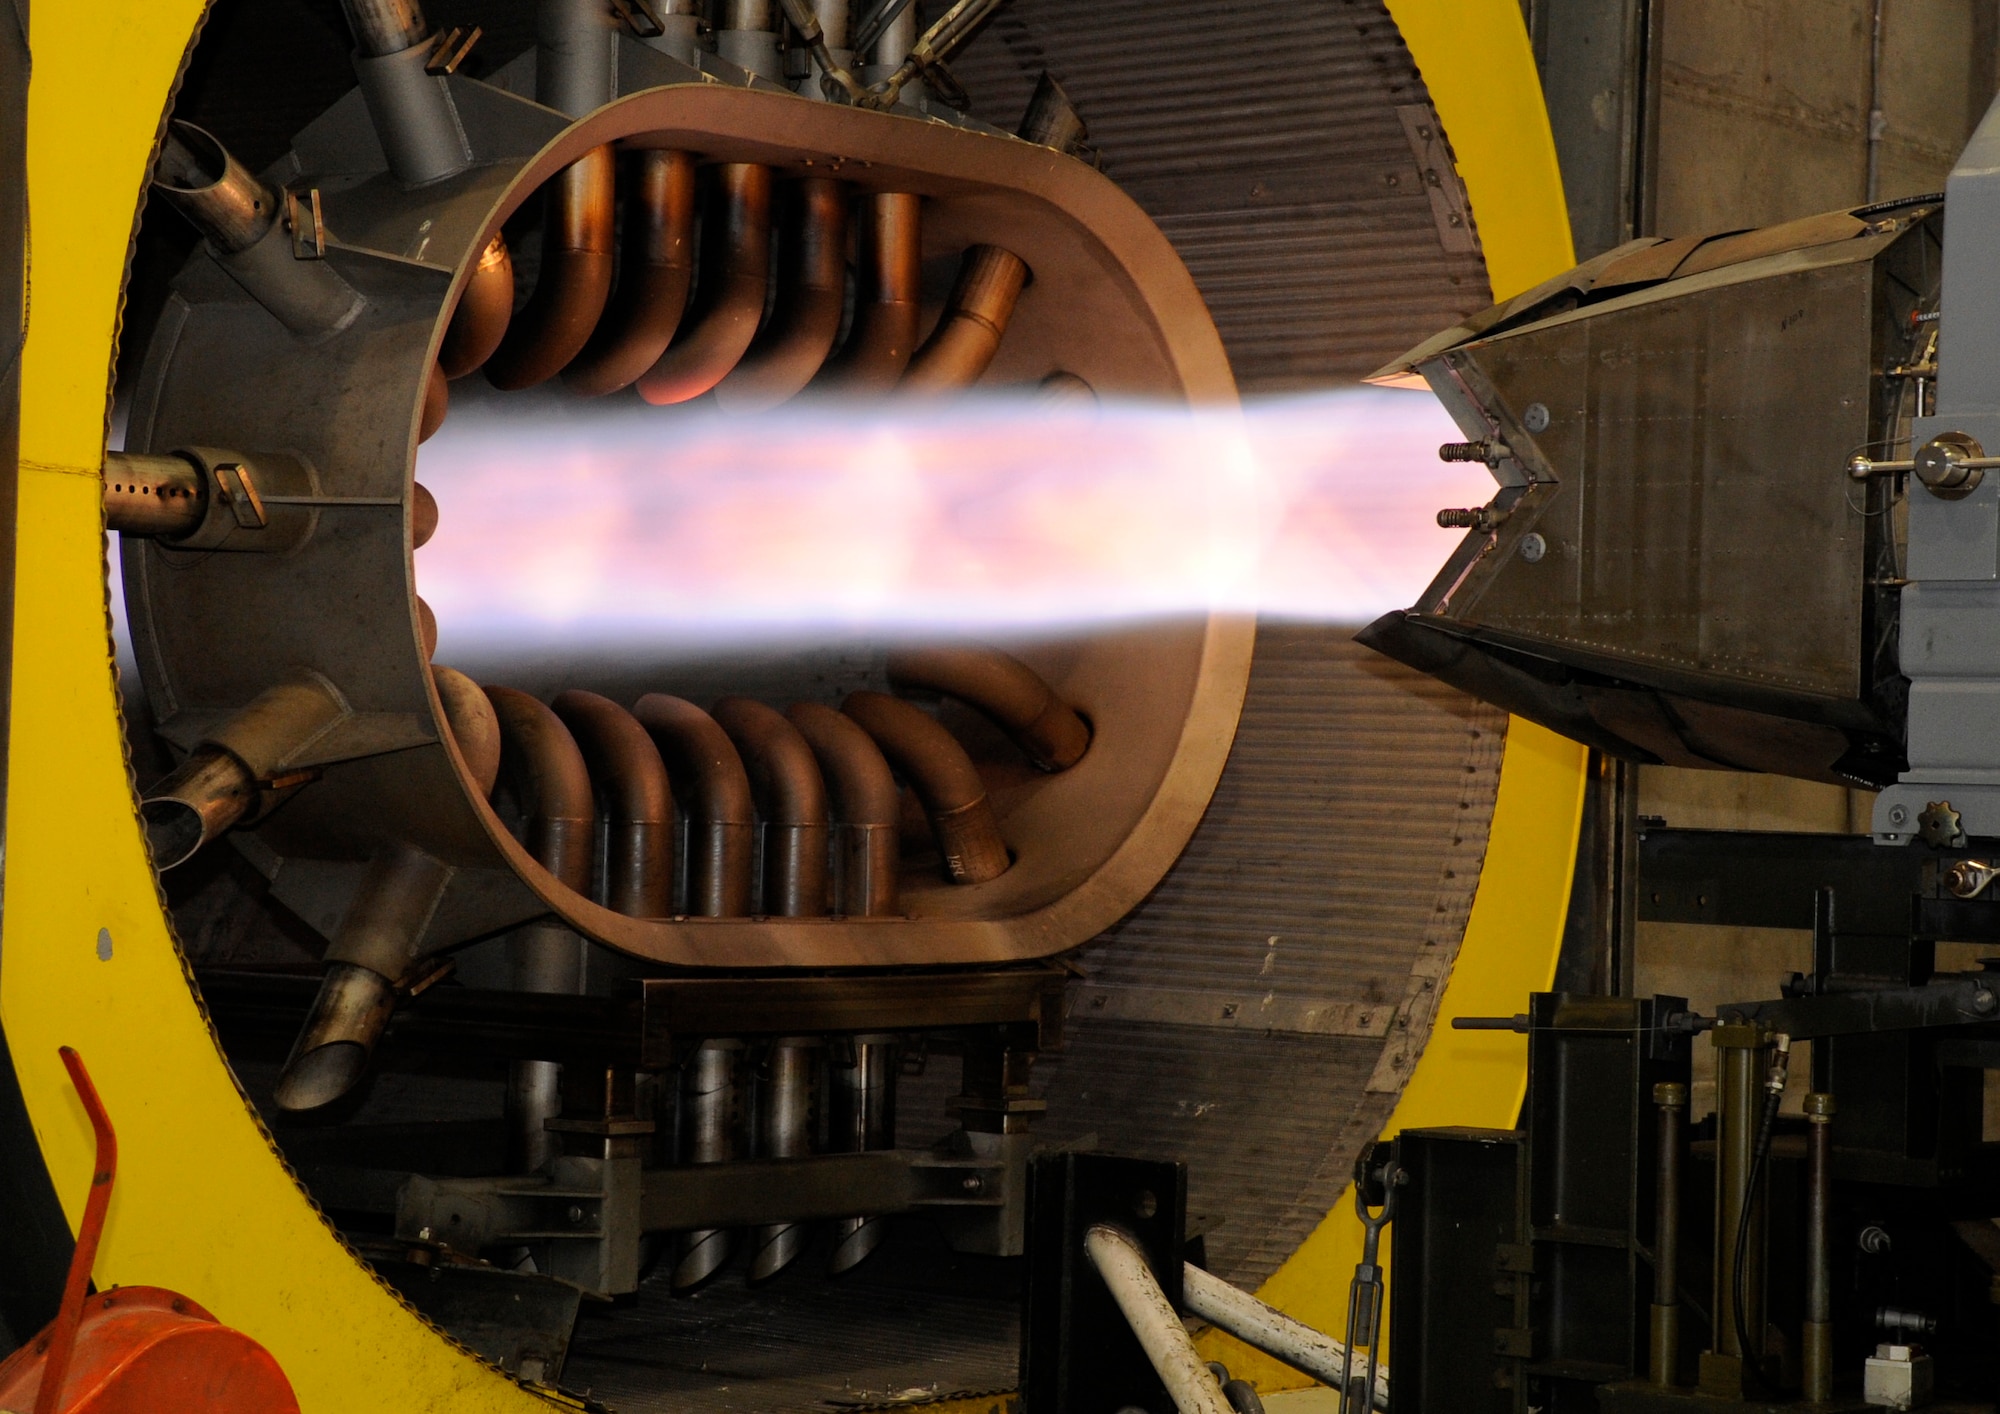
1436, 505, 1510, 532
1438, 439, 1511, 467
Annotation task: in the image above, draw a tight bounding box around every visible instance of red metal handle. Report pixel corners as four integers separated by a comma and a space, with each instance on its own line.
34, 1047, 118, 1414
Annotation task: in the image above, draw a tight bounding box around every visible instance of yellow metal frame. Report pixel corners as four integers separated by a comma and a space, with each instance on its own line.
1, 2, 1578, 1410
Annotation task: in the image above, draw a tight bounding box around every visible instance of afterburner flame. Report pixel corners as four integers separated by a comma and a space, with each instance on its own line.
415, 384, 1488, 651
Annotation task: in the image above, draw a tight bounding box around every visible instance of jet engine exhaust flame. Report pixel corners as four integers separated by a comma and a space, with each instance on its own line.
402, 384, 1484, 652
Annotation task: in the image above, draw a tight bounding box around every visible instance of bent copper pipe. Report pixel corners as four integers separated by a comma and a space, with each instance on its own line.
142, 672, 350, 869
484, 146, 617, 391
713, 178, 849, 412
433, 664, 502, 795
635, 164, 772, 406
274, 843, 453, 1112
438, 234, 515, 379
819, 192, 921, 391
552, 689, 675, 918
420, 364, 448, 442
713, 698, 830, 917
841, 691, 1009, 884
632, 694, 755, 915
901, 244, 1028, 394
566, 150, 697, 397
787, 702, 899, 916
485, 686, 596, 1174
483, 686, 595, 891
887, 645, 1089, 771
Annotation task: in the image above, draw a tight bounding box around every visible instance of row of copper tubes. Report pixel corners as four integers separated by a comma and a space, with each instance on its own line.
431, 642, 1089, 917
417, 152, 1035, 441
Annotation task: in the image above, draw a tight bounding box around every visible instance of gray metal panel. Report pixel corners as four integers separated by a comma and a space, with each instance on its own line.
950, 2, 1493, 388
903, 626, 1506, 1287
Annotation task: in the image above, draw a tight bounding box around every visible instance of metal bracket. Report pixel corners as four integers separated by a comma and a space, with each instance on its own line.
425, 26, 480, 75
284, 187, 325, 260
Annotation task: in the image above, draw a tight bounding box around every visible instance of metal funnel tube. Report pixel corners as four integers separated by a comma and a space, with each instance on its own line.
675, 1039, 745, 1289
749, 1037, 821, 1281
828, 1033, 897, 1274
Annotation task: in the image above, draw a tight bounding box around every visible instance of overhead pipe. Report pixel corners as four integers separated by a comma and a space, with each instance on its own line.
675, 1038, 745, 1290
716, 0, 783, 79
713, 178, 850, 412
273, 844, 453, 1112
713, 697, 830, 917
337, 0, 474, 187
901, 75, 1086, 394
817, 192, 922, 390
437, 234, 514, 379
750, 1037, 822, 1281
141, 671, 350, 869
1085, 1225, 1235, 1414
565, 149, 698, 396
827, 1032, 898, 1273
639, 0, 704, 63
485, 686, 596, 1173
886, 645, 1090, 771
841, 690, 1009, 884
635, 163, 773, 405
432, 664, 502, 794
483, 146, 616, 390
552, 690, 675, 918
632, 694, 756, 915
152, 123, 364, 337
787, 702, 900, 916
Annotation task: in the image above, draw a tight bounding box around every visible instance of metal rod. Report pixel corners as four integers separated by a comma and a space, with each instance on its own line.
1803, 1091, 1836, 1403
1083, 1224, 1234, 1414
828, 1032, 898, 1272
1181, 1262, 1387, 1410
1651, 1080, 1686, 1387
749, 1037, 821, 1281
675, 1038, 745, 1289
1866, 0, 1886, 203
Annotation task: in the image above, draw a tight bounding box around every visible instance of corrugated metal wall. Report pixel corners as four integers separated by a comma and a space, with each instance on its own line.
951, 0, 1494, 388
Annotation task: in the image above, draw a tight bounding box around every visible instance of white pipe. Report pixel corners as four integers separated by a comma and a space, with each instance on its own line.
1182, 1262, 1390, 1412
1084, 1225, 1234, 1414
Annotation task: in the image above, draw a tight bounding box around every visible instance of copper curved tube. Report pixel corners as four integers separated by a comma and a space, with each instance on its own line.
420, 363, 449, 443
484, 145, 617, 391
631, 693, 755, 916
483, 686, 595, 891
438, 234, 514, 379
713, 178, 849, 412
786, 701, 899, 916
818, 191, 921, 391
565, 150, 697, 397
901, 244, 1028, 394
712, 697, 830, 917
415, 595, 438, 660
635, 163, 772, 406
411, 480, 439, 548
841, 690, 1009, 885
433, 664, 502, 795
886, 645, 1089, 771
551, 689, 675, 918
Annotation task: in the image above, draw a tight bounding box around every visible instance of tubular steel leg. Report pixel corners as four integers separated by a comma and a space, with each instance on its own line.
1804, 1092, 1836, 1403
1652, 1080, 1687, 1387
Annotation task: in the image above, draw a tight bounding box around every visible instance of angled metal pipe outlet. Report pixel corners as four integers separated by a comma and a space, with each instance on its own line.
633, 694, 756, 915
565, 149, 698, 396
713, 697, 831, 918
841, 690, 1009, 885
786, 702, 900, 917
552, 689, 676, 918
635, 163, 774, 405
273, 843, 453, 1112
819, 191, 922, 391
887, 644, 1090, 771
141, 671, 351, 870
152, 123, 364, 337
337, 0, 474, 186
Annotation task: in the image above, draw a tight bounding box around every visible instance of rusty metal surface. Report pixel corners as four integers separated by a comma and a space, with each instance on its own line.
949, 0, 1493, 389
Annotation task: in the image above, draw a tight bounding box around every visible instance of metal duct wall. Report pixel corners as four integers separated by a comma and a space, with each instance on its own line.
952, 0, 1494, 388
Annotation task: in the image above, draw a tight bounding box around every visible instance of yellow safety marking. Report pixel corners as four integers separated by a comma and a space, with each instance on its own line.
1197, 0, 1582, 1389
3, 4, 552, 1410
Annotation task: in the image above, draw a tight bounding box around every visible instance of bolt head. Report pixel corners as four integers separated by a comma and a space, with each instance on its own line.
1523, 402, 1550, 433
1519, 533, 1547, 564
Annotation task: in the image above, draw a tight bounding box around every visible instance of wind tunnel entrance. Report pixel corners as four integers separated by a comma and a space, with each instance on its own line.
112, 0, 1508, 1405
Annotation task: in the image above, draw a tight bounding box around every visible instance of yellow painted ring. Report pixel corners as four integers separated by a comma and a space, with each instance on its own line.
1, 3, 1581, 1411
